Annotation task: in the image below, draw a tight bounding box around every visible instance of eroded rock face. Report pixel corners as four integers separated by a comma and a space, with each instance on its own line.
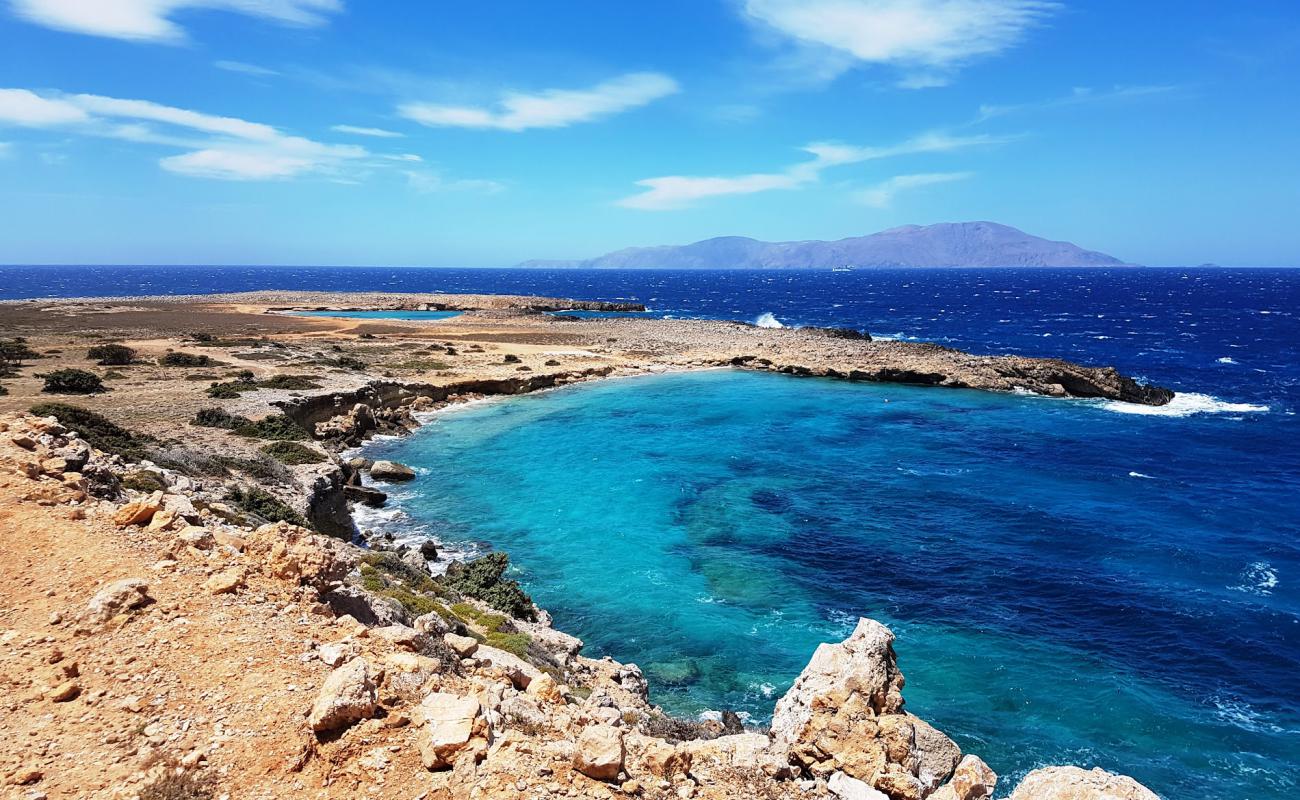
1008, 766, 1160, 800
308, 657, 379, 733
930, 755, 997, 800
246, 521, 354, 590
771, 618, 964, 799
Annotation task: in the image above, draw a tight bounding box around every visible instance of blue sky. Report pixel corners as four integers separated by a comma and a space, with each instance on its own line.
1, 0, 1298, 266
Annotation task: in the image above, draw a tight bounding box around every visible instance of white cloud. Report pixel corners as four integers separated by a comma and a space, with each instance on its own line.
0, 86, 373, 180
399, 72, 679, 132
855, 171, 971, 207
0, 88, 90, 125
10, 0, 342, 43
620, 131, 1004, 210
332, 124, 404, 138
743, 0, 1057, 87
214, 60, 280, 77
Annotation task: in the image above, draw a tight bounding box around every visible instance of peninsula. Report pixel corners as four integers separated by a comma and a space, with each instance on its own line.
0, 292, 1165, 800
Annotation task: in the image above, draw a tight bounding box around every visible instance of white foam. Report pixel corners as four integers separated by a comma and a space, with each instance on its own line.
754, 312, 784, 329
1099, 392, 1269, 417
1128, 471, 1154, 479
1216, 357, 1238, 364
1231, 561, 1278, 597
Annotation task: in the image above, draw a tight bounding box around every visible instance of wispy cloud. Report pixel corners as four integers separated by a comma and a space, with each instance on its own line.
399, 72, 679, 132
404, 171, 504, 194
742, 0, 1058, 88
974, 84, 1180, 122
855, 171, 972, 207
10, 0, 342, 43
214, 60, 280, 77
619, 131, 1006, 210
332, 124, 404, 138
0, 87, 372, 180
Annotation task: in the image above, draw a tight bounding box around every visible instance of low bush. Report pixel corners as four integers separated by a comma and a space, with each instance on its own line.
160, 352, 220, 368
444, 553, 536, 621
215, 455, 290, 484
122, 470, 167, 493
87, 343, 136, 365
0, 337, 41, 375
192, 407, 251, 430
257, 374, 321, 390
260, 440, 326, 465
205, 381, 247, 398
233, 414, 308, 441
227, 485, 305, 526
485, 631, 532, 657
28, 402, 151, 460
41, 368, 104, 394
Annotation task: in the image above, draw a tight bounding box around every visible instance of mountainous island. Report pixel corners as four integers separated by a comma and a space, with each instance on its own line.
520, 221, 1129, 269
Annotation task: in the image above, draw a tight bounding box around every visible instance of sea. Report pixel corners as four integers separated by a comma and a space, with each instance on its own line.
3, 265, 1298, 798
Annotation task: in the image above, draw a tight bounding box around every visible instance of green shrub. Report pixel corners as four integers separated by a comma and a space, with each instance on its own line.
444, 553, 536, 621
215, 455, 290, 484
486, 631, 532, 658
86, 343, 136, 365
28, 402, 151, 460
192, 407, 251, 429
257, 374, 322, 390
260, 440, 326, 465
205, 381, 247, 398
41, 368, 104, 394
0, 338, 40, 375
122, 470, 167, 493
161, 352, 221, 368
233, 414, 308, 441
228, 485, 305, 526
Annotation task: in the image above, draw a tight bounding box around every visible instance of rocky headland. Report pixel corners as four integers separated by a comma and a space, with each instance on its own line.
0, 291, 1168, 798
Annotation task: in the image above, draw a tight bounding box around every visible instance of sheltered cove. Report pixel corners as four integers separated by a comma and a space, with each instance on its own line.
0, 291, 1167, 799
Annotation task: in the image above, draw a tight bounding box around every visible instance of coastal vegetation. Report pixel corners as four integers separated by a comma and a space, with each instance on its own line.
86, 343, 137, 365
260, 440, 327, 465
0, 337, 41, 375
160, 352, 222, 368
444, 552, 537, 621
40, 367, 104, 394
227, 484, 306, 527
29, 402, 152, 461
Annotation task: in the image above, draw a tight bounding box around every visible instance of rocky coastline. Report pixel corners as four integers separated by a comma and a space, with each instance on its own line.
0, 291, 1169, 798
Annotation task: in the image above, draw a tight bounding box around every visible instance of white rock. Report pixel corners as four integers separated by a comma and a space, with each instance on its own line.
828, 771, 890, 800
308, 657, 378, 732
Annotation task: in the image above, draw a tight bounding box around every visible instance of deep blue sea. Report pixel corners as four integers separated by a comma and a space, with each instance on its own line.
4, 265, 1298, 798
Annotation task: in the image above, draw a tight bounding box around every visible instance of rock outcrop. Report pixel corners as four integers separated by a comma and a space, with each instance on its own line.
1009, 766, 1160, 800
308, 657, 379, 733
772, 618, 965, 799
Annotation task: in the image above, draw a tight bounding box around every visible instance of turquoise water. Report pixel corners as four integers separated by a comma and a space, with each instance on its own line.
284, 309, 462, 320
360, 369, 1298, 798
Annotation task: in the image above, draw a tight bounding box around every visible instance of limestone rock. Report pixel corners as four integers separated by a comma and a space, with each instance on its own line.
575, 724, 625, 781
204, 568, 245, 595
683, 733, 786, 783
444, 632, 479, 658
418, 692, 483, 770
475, 643, 541, 689
414, 610, 451, 637
829, 771, 889, 800
308, 657, 379, 733
85, 578, 150, 623
909, 714, 962, 791
772, 618, 904, 750
370, 624, 426, 651
113, 491, 164, 527
370, 460, 416, 482
526, 673, 565, 704
324, 585, 411, 627
1008, 766, 1159, 800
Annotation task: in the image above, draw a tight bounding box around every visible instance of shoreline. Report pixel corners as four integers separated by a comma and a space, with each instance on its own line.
0, 289, 1170, 799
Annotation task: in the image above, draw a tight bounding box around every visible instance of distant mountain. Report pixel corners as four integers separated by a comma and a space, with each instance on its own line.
519, 222, 1129, 269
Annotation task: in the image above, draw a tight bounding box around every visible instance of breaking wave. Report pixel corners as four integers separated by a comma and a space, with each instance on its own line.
1100, 392, 1269, 417
754, 312, 784, 328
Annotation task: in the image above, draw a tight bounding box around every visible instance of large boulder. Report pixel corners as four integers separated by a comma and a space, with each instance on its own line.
308, 657, 379, 733
771, 618, 961, 799
1008, 767, 1159, 800
113, 491, 164, 527
417, 692, 485, 770
369, 460, 416, 482
930, 755, 997, 800
574, 724, 625, 781
323, 585, 411, 627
